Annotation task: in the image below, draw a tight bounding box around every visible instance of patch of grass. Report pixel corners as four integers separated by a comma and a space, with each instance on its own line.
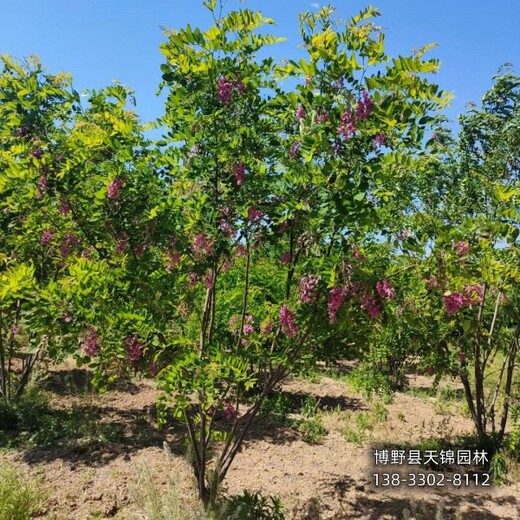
0, 463, 45, 520
297, 416, 327, 444
342, 401, 389, 445
0, 387, 127, 449
131, 457, 285, 520
404, 386, 437, 399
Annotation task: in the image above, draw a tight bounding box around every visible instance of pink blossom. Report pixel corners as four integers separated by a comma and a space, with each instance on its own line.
339, 109, 356, 139
221, 258, 233, 272
361, 293, 382, 319
224, 402, 235, 420
443, 292, 467, 315
464, 284, 484, 304
204, 271, 215, 289
317, 112, 329, 124
81, 246, 94, 259
236, 244, 248, 257
30, 148, 44, 159
41, 229, 55, 245
11, 324, 20, 335
82, 327, 99, 357
281, 252, 291, 265
280, 304, 298, 337
166, 248, 181, 271
233, 161, 246, 186
376, 279, 395, 300
289, 141, 301, 159
278, 222, 289, 234
108, 177, 125, 200
298, 275, 320, 304
36, 175, 48, 199
248, 207, 264, 224
426, 275, 440, 288
188, 272, 201, 287
328, 287, 345, 324
115, 232, 129, 254
261, 320, 274, 336
452, 241, 469, 256
135, 244, 145, 258
229, 315, 254, 336
63, 314, 72, 323
125, 335, 143, 362
373, 132, 385, 147
192, 233, 213, 257
296, 104, 306, 121
219, 219, 235, 238
218, 75, 234, 105
59, 198, 71, 216
356, 91, 374, 120
60, 233, 81, 258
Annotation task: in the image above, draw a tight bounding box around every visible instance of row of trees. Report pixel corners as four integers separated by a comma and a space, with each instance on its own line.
1, 2, 518, 506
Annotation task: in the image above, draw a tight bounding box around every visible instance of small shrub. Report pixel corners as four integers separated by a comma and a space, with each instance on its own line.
259, 393, 292, 425
490, 452, 509, 485
0, 463, 45, 520
225, 490, 285, 520
131, 460, 211, 520
298, 416, 327, 444
348, 363, 393, 400
300, 396, 319, 419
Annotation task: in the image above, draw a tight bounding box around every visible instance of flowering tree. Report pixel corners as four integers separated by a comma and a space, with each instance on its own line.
400, 70, 520, 447
155, 2, 449, 504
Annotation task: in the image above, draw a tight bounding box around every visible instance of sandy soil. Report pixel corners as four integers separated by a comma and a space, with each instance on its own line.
0, 365, 518, 520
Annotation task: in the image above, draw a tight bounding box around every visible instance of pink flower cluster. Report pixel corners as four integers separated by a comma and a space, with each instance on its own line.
224, 402, 235, 420
296, 104, 306, 121
192, 233, 213, 257
36, 175, 48, 199
452, 241, 469, 256
281, 252, 292, 265
217, 75, 245, 105
233, 161, 246, 186
373, 132, 385, 147
280, 304, 298, 337
298, 275, 320, 304
376, 279, 395, 300
261, 319, 274, 336
165, 248, 181, 272
108, 177, 125, 200
248, 207, 264, 224
361, 293, 382, 319
328, 287, 345, 324
356, 90, 374, 120
339, 109, 356, 140
30, 148, 44, 159
60, 233, 81, 258
443, 285, 484, 315
317, 112, 329, 124
82, 327, 99, 357
125, 335, 143, 362
115, 232, 129, 254
229, 314, 255, 336
289, 141, 301, 159
59, 198, 71, 216
41, 229, 55, 245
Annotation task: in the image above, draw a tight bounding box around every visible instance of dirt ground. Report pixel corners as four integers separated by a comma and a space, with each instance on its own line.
1, 363, 519, 520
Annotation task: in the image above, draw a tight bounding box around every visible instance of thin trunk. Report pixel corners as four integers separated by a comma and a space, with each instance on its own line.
474, 284, 487, 435
498, 322, 519, 445
0, 307, 6, 401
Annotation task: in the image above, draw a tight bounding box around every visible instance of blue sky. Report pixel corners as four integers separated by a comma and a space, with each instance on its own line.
1, 0, 519, 128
